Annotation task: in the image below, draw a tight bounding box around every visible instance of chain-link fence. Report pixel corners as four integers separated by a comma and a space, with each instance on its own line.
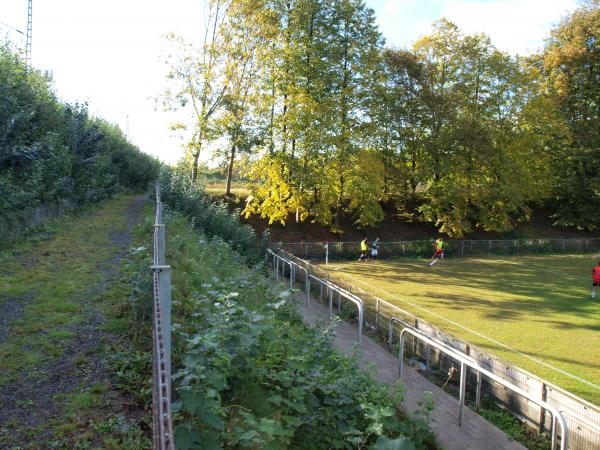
279, 238, 600, 262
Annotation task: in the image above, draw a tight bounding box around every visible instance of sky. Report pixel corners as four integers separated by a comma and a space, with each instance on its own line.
0, 0, 579, 165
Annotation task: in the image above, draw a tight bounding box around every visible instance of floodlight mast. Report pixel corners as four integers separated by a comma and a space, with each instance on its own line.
25, 0, 32, 68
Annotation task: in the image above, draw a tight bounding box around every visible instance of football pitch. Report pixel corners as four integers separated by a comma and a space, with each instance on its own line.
319, 254, 600, 406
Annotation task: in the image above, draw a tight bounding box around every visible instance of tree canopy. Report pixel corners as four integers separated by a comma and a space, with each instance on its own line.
166, 0, 600, 236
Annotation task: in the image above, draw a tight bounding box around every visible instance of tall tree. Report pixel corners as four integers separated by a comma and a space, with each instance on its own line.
540, 0, 600, 230
385, 20, 552, 236
163, 0, 238, 184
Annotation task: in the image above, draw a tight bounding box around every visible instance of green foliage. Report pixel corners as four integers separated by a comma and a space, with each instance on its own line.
0, 41, 160, 247
165, 2, 600, 237
540, 1, 600, 230
164, 210, 436, 449
159, 167, 263, 261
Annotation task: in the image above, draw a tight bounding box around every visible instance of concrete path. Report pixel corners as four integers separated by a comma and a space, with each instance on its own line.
293, 295, 526, 450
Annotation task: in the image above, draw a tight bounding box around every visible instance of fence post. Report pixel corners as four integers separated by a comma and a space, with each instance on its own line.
461, 240, 464, 256
325, 242, 329, 266
155, 223, 166, 265
328, 289, 333, 322
475, 371, 482, 411
538, 382, 546, 433
153, 265, 172, 389
375, 298, 380, 331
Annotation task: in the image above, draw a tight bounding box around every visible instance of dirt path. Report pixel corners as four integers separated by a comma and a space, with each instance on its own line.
0, 195, 147, 448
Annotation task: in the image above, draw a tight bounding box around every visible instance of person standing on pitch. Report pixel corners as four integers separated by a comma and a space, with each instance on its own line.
371, 237, 380, 260
359, 237, 369, 261
430, 236, 444, 267
593, 261, 600, 299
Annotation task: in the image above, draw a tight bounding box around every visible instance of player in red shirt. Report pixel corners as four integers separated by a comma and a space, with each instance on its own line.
593, 262, 600, 299
429, 237, 444, 267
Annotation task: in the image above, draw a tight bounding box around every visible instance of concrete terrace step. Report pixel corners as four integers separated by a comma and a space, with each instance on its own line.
292, 295, 526, 450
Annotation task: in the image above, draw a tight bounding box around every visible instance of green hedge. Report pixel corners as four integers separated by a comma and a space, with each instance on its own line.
0, 42, 160, 247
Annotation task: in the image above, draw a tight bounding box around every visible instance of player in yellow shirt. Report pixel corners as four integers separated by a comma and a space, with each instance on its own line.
358, 237, 368, 261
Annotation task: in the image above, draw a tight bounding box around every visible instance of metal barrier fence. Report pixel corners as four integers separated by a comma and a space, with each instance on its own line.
279, 238, 600, 262
268, 246, 600, 450
151, 185, 174, 450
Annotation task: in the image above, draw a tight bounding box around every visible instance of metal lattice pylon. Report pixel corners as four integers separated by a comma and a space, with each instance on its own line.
25, 0, 32, 68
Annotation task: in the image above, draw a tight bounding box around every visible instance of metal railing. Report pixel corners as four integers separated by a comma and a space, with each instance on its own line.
151, 185, 174, 450
267, 249, 364, 343
267, 246, 582, 450
397, 326, 568, 450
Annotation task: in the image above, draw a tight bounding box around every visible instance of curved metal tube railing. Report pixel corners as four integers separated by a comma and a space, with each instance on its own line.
398, 326, 568, 450
267, 248, 364, 344
271, 246, 575, 450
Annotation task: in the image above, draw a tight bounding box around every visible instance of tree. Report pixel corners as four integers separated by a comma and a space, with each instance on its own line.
163, 0, 239, 184
241, 0, 385, 229
540, 0, 600, 230
396, 20, 552, 236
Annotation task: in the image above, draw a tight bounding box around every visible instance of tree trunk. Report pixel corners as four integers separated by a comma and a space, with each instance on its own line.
334, 174, 345, 228
191, 151, 201, 185
225, 145, 236, 196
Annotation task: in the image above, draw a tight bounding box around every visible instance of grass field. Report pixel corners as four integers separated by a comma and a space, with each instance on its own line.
204, 180, 251, 198
319, 254, 600, 406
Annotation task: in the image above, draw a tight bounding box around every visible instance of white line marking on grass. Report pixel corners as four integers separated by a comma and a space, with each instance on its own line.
332, 264, 600, 392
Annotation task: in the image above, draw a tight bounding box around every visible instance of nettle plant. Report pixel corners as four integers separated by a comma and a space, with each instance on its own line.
171, 283, 434, 450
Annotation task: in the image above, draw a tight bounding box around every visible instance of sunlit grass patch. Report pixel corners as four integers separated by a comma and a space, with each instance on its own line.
0, 195, 136, 385
321, 254, 600, 405
204, 180, 251, 199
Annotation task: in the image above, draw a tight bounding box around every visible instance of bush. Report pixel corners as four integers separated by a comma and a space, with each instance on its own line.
159, 167, 264, 262
163, 210, 436, 450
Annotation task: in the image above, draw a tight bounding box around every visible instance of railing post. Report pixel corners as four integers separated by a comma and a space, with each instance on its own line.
399, 331, 405, 377
459, 361, 466, 426
328, 289, 333, 322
